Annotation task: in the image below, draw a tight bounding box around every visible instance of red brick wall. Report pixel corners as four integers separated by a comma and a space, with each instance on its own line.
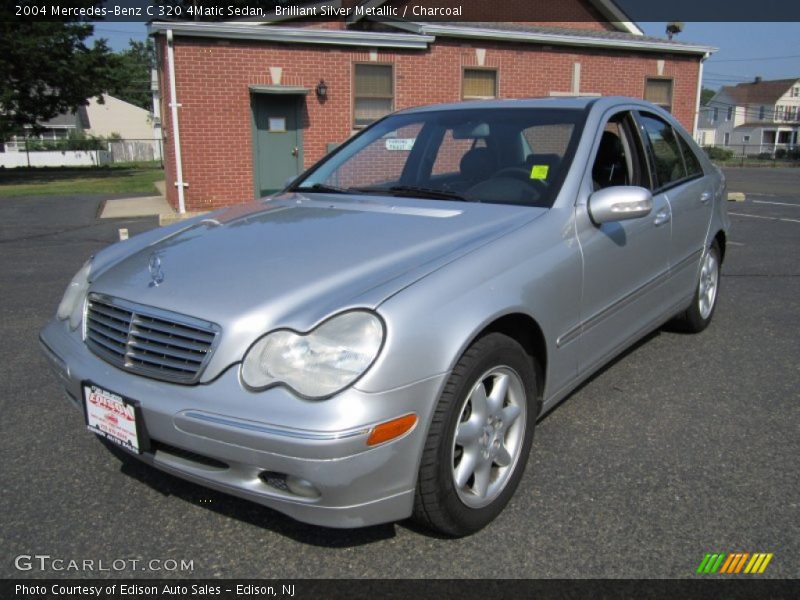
158, 33, 700, 211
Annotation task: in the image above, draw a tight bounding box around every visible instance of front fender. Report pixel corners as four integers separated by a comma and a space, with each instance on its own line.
355, 208, 581, 402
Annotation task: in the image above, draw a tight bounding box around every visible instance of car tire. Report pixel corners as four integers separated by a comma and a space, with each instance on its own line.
674, 240, 722, 333
412, 332, 539, 537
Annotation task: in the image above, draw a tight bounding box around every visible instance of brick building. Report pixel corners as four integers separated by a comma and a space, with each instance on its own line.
149, 0, 715, 213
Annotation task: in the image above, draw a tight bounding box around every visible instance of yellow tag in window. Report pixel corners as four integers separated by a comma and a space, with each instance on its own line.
530, 165, 549, 180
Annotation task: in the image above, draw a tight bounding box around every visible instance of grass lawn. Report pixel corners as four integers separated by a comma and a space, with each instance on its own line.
0, 165, 164, 197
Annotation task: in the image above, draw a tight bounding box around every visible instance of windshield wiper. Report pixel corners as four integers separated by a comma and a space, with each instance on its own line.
294, 183, 361, 194
357, 185, 469, 202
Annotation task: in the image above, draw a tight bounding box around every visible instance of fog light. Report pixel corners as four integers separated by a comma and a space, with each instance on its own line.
286, 475, 320, 499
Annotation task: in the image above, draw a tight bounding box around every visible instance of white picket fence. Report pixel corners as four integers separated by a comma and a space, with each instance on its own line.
0, 149, 112, 168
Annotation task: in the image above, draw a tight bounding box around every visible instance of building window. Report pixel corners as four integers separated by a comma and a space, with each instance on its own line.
462, 68, 498, 100
793, 86, 800, 98
723, 132, 730, 146
712, 107, 718, 121
743, 135, 750, 143
778, 131, 791, 144
759, 106, 766, 120
726, 107, 733, 121
763, 130, 776, 144
353, 63, 393, 129
644, 78, 673, 112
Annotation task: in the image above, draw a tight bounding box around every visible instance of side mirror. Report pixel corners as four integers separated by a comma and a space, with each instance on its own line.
588, 186, 653, 225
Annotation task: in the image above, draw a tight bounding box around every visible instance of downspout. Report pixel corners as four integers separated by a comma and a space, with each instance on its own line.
166, 29, 187, 214
693, 51, 710, 139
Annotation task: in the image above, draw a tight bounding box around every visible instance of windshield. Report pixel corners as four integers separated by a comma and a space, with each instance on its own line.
291, 107, 586, 208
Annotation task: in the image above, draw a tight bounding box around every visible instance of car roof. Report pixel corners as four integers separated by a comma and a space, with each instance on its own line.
395, 96, 657, 115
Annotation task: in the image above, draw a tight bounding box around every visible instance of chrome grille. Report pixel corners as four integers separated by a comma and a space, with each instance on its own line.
85, 294, 219, 384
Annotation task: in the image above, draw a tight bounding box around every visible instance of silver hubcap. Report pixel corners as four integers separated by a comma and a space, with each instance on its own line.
451, 367, 526, 508
698, 250, 719, 320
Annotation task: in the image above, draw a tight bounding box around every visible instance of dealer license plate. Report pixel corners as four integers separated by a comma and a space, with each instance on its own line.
83, 384, 142, 454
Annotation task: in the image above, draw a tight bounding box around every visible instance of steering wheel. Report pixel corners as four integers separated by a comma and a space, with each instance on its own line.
491, 167, 548, 195
465, 170, 547, 206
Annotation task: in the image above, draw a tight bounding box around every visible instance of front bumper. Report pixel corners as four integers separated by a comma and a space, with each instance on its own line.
40, 318, 446, 528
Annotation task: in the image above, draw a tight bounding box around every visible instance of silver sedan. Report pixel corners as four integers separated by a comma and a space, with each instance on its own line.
40, 97, 728, 536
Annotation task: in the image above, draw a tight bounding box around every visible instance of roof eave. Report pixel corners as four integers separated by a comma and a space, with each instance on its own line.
588, 0, 643, 35
397, 22, 716, 55
148, 21, 434, 49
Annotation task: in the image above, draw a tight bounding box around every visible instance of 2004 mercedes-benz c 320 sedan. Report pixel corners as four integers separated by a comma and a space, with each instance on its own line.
41, 97, 728, 536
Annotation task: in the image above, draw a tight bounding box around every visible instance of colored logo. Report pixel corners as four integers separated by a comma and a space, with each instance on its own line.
697, 552, 773, 575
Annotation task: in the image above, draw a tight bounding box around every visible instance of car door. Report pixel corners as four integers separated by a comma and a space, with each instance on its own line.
574, 110, 672, 376
637, 111, 714, 300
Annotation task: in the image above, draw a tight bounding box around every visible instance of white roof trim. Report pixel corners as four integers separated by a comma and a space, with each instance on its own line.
388, 21, 715, 55
346, 0, 644, 35
148, 21, 434, 49
589, 0, 643, 35
222, 0, 342, 24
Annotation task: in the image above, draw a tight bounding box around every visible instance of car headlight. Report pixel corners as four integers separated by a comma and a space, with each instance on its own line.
56, 259, 92, 330
241, 310, 384, 398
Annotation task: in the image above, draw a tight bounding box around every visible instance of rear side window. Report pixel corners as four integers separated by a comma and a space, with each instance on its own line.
676, 134, 704, 177
639, 113, 687, 189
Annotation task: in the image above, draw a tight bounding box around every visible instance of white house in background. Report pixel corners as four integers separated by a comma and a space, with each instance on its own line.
697, 77, 800, 155
84, 94, 153, 139
2, 94, 162, 166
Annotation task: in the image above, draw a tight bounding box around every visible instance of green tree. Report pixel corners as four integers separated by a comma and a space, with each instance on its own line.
701, 87, 717, 105
0, 4, 114, 138
106, 40, 155, 110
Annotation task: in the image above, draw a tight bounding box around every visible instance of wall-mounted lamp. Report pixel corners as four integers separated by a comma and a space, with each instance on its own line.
315, 79, 328, 99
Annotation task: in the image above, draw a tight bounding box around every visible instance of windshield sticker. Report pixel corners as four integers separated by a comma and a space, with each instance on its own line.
530, 165, 549, 180
385, 138, 415, 151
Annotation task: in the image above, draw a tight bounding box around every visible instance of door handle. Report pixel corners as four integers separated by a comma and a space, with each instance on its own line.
291, 147, 298, 157
700, 191, 712, 204
654, 208, 671, 226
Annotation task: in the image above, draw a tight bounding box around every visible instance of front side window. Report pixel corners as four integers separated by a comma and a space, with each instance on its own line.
591, 112, 650, 191
292, 107, 586, 208
353, 64, 393, 129
462, 68, 497, 100
644, 78, 673, 112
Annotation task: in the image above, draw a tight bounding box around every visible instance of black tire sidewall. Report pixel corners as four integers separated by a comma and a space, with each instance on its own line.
685, 241, 722, 332
431, 334, 538, 535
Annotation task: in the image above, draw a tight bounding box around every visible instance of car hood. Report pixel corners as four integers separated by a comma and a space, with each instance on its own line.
90, 193, 544, 379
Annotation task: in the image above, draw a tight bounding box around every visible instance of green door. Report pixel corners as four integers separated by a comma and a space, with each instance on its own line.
252, 94, 303, 196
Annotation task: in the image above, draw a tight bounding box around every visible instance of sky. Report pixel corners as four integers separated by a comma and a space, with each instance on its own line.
90, 21, 800, 91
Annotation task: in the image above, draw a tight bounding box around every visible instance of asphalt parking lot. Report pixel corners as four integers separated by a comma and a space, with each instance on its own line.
1, 168, 798, 579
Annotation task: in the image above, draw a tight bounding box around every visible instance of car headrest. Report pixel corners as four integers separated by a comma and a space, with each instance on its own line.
460, 147, 497, 180
592, 131, 626, 187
